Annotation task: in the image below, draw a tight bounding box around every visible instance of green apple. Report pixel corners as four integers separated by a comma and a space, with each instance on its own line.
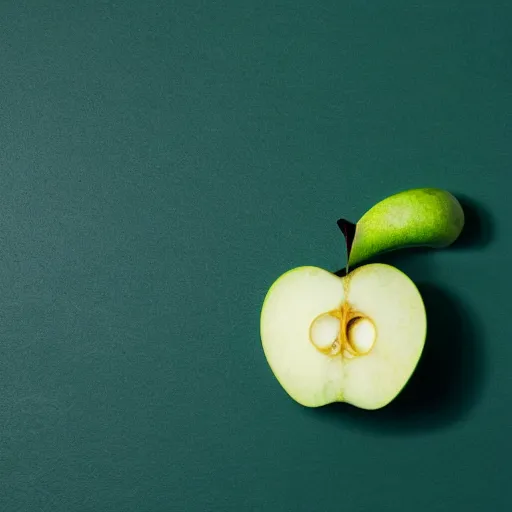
260, 263, 426, 409
340, 188, 465, 268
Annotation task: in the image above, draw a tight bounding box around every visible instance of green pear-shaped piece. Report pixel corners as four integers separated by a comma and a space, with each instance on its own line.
343, 188, 465, 268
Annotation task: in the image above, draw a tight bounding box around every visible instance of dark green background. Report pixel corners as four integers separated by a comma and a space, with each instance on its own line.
0, 1, 509, 510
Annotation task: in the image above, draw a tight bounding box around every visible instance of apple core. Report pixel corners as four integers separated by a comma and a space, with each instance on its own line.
309, 304, 376, 358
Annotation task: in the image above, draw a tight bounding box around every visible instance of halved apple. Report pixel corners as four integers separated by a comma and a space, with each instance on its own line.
260, 263, 426, 410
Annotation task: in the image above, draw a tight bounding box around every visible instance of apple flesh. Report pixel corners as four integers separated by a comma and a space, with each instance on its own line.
260, 263, 426, 409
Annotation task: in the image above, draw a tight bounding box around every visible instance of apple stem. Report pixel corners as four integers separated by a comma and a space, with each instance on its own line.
337, 219, 356, 272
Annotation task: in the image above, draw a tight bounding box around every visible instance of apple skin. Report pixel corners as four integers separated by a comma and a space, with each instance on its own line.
348, 188, 464, 267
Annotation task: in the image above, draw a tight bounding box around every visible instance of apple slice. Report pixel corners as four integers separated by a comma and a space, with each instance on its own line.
260, 263, 426, 409
339, 188, 465, 268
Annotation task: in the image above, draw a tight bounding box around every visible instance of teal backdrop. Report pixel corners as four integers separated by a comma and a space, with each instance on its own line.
0, 1, 509, 510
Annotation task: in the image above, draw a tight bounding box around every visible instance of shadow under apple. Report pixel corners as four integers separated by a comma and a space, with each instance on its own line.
452, 195, 494, 249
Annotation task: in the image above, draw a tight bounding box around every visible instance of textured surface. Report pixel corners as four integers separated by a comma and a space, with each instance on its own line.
0, 1, 510, 511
